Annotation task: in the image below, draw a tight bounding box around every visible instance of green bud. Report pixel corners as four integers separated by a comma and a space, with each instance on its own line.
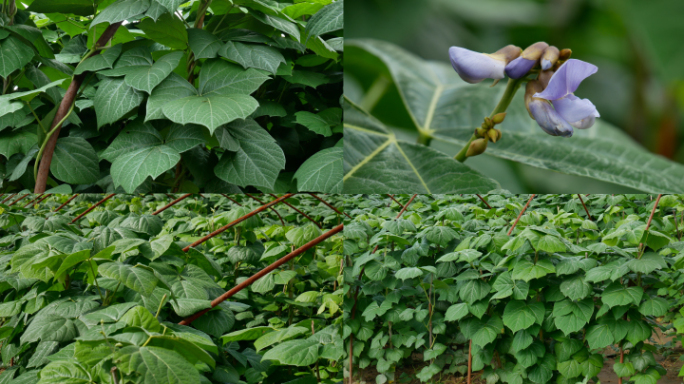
484, 117, 493, 129
466, 138, 488, 158
487, 129, 502, 143
476, 126, 488, 137
492, 112, 506, 125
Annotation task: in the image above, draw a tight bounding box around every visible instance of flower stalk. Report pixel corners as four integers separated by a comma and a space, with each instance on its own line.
454, 77, 523, 162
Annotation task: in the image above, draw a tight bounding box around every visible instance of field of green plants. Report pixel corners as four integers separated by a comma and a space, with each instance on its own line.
0, 193, 346, 383
343, 194, 684, 384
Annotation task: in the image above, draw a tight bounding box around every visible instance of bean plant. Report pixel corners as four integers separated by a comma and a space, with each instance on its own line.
0, 193, 345, 383
343, 194, 682, 384
0, 0, 343, 194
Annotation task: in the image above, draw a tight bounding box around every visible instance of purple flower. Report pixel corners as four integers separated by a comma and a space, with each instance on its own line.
449, 45, 521, 84
505, 42, 548, 79
531, 59, 600, 134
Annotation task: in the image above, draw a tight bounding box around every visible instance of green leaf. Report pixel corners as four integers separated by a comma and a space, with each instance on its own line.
294, 147, 343, 193
162, 95, 258, 134
91, 0, 151, 27
73, 44, 122, 75
122, 51, 184, 93
395, 267, 423, 280
553, 299, 593, 335
38, 361, 91, 384
262, 340, 319, 366
153, 0, 184, 14
601, 282, 643, 308
511, 260, 555, 282
146, 73, 197, 121
21, 316, 79, 343
0, 301, 22, 317
536, 235, 566, 253
187, 28, 222, 59
626, 253, 668, 274
295, 111, 332, 136
117, 346, 201, 384
94, 77, 145, 128
54, 250, 91, 278
138, 12, 188, 50
198, 59, 271, 96
51, 137, 100, 184
99, 262, 159, 296
303, 0, 343, 44
111, 145, 181, 192
638, 297, 669, 317
470, 315, 503, 348
343, 99, 498, 193
221, 327, 273, 343
28, 0, 97, 16
0, 36, 35, 78
219, 41, 286, 75
347, 39, 684, 193
459, 279, 490, 304
559, 275, 592, 301
214, 119, 285, 189
252, 11, 301, 41
119, 306, 162, 332
586, 323, 615, 349
254, 327, 308, 352
283, 69, 329, 88
445, 303, 469, 322
503, 301, 544, 333
614, 362, 635, 378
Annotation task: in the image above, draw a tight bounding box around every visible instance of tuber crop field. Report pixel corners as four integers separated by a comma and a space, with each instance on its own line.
343, 194, 684, 384
0, 193, 346, 384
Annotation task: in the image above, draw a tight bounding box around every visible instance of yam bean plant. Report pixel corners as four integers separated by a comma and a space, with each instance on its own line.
0, 0, 343, 194
343, 194, 684, 384
0, 193, 346, 383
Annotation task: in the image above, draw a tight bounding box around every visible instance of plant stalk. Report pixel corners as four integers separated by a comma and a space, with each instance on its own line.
454, 77, 523, 162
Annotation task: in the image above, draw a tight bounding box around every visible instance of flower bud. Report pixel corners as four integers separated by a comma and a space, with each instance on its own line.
559, 48, 572, 61
484, 117, 493, 129
466, 138, 488, 157
487, 129, 502, 143
541, 46, 559, 71
505, 42, 549, 79
492, 112, 506, 124
538, 69, 554, 89
476, 126, 488, 137
524, 80, 545, 118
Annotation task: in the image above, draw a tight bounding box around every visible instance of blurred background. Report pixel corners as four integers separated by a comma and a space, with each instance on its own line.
345, 0, 684, 193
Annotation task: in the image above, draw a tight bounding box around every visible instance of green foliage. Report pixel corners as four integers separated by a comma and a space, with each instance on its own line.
344, 194, 681, 384
0, 0, 343, 193
0, 193, 346, 383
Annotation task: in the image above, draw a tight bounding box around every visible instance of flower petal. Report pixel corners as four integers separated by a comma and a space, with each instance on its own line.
570, 115, 596, 129
448, 46, 505, 84
504, 57, 536, 79
528, 98, 574, 137
534, 59, 597, 100
552, 94, 600, 123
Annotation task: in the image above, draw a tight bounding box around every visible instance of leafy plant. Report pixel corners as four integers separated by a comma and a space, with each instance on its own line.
0, 193, 346, 383
344, 39, 684, 193
343, 194, 680, 384
0, 0, 343, 194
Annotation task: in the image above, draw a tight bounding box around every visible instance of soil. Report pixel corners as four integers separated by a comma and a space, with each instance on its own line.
352, 329, 683, 384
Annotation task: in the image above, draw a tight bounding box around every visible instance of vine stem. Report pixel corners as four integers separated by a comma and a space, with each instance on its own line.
454, 77, 524, 162
476, 194, 492, 209
578, 194, 593, 221
467, 340, 472, 384
34, 22, 123, 193
180, 223, 343, 325
637, 194, 662, 258
508, 194, 536, 236
71, 194, 115, 224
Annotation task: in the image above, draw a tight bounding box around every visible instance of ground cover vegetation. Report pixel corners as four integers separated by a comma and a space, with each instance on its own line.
343, 194, 684, 384
0, 193, 346, 383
